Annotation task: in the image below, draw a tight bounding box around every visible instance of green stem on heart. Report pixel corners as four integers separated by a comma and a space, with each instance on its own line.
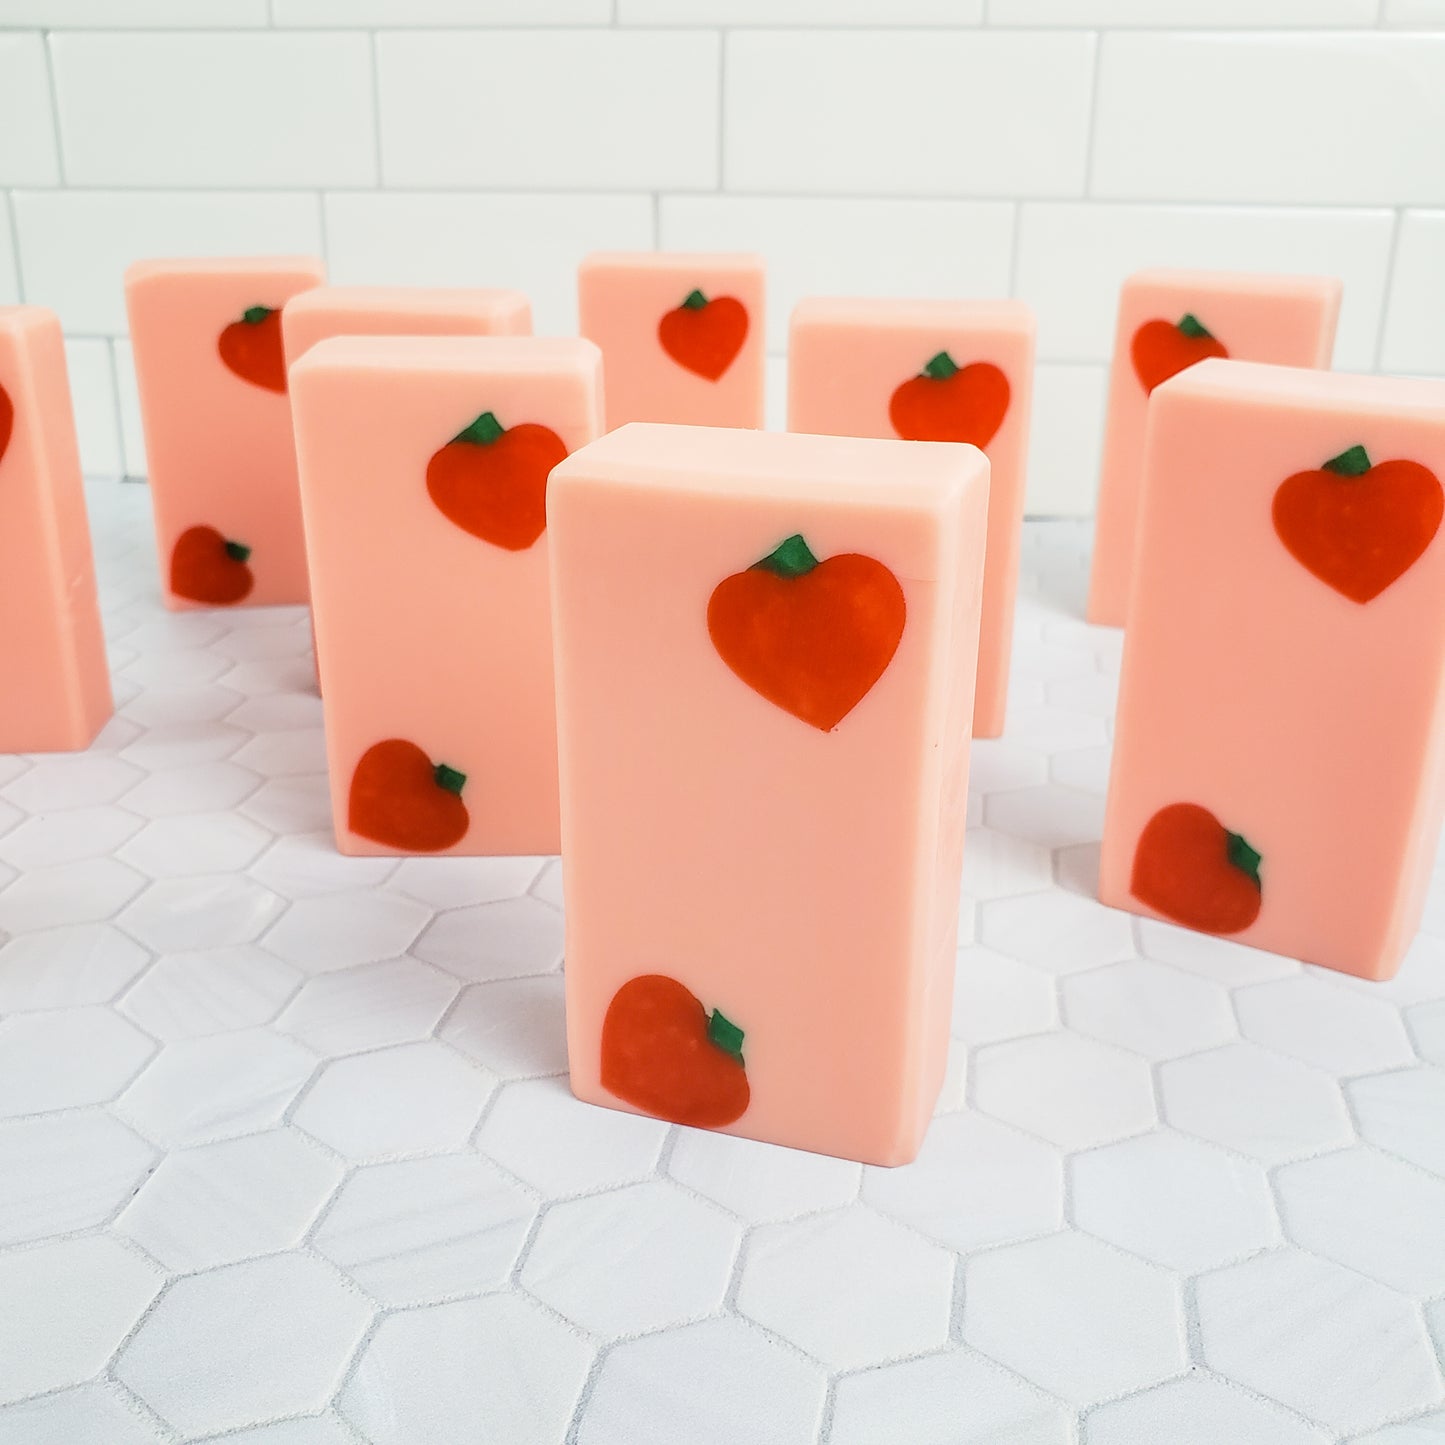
1323, 444, 1372, 478
1177, 313, 1213, 340
1226, 830, 1263, 890
223, 540, 251, 563
753, 534, 820, 579
453, 411, 505, 446
707, 1008, 745, 1064
241, 306, 274, 326
922, 350, 959, 380
681, 289, 708, 311
433, 763, 467, 796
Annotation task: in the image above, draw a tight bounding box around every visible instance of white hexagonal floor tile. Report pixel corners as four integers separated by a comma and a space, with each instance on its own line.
263, 891, 431, 973
960, 831, 1053, 900
1064, 958, 1235, 1059
862, 1110, 1062, 1251
115, 1127, 342, 1273
736, 1205, 953, 1370
200, 1415, 359, 1445
439, 975, 568, 1079
0, 857, 146, 932
239, 775, 334, 836
0, 1381, 166, 1445
120, 759, 259, 816
247, 833, 399, 899
0, 805, 142, 869
114, 1253, 372, 1438
339, 1295, 590, 1445
1237, 975, 1415, 1075
1084, 1374, 1329, 1445
1072, 1130, 1278, 1273
1, 755, 143, 812
830, 1348, 1070, 1445
978, 890, 1135, 975
1160, 1042, 1351, 1163
521, 1179, 738, 1337
231, 726, 328, 778
0, 924, 150, 1012
1349, 1067, 1445, 1176
0, 1234, 164, 1405
0, 1007, 154, 1117
123, 683, 245, 729
313, 1153, 534, 1306
1275, 1147, 1445, 1295
1412, 999, 1445, 1065
412, 896, 564, 982
118, 945, 299, 1041
477, 1078, 666, 1197
116, 875, 287, 952
964, 1232, 1186, 1406
667, 1126, 861, 1223
951, 945, 1058, 1046
1137, 917, 1302, 986
579, 1316, 827, 1445
118, 810, 271, 878
120, 719, 248, 770
392, 854, 545, 910
275, 959, 458, 1055
1348, 1416, 1445, 1445
0, 1110, 156, 1246
292, 1041, 494, 1160
974, 1032, 1156, 1150
985, 782, 1105, 849
1198, 1249, 1443, 1436
116, 1028, 318, 1148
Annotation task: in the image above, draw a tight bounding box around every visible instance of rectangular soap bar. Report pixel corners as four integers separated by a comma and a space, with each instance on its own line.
292, 335, 602, 857
1101, 358, 1445, 981
550, 423, 987, 1165
126, 256, 326, 610
0, 307, 112, 752
281, 286, 532, 369
788, 296, 1034, 738
1088, 269, 1340, 627
578, 253, 765, 430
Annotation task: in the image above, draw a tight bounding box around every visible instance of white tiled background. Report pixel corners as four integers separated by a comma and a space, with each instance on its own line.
2, 2, 1444, 512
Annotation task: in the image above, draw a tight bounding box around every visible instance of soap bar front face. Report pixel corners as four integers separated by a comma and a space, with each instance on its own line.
292, 335, 602, 858
578, 253, 765, 430
1101, 359, 1445, 981
280, 286, 533, 369
0, 307, 112, 752
549, 423, 988, 1165
788, 297, 1033, 738
126, 256, 326, 610
1088, 270, 1341, 627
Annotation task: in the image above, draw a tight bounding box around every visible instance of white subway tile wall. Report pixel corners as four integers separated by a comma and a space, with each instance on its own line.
0, 4, 1438, 512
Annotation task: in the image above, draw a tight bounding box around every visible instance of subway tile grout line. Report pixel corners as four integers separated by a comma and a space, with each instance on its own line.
39, 29, 67, 189
1080, 25, 1106, 199
1372, 206, 1405, 371
3, 191, 26, 300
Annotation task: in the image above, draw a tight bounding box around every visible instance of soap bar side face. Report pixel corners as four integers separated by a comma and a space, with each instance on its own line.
549, 423, 986, 1164
578, 254, 766, 430
787, 297, 1030, 738
125, 257, 326, 609
1087, 271, 1341, 628
1101, 359, 1445, 980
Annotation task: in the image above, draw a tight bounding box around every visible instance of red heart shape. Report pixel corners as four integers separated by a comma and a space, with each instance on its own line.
0, 381, 13, 468
601, 974, 749, 1128
1132, 802, 1262, 935
1273, 451, 1443, 604
889, 355, 1010, 447
217, 307, 287, 394
348, 738, 470, 852
657, 292, 749, 381
425, 413, 567, 550
708, 536, 906, 732
1131, 316, 1228, 395
170, 525, 255, 605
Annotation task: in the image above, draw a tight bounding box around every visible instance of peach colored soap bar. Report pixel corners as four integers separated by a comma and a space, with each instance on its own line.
280, 286, 532, 369
550, 423, 988, 1165
1101, 359, 1445, 981
126, 256, 325, 610
1089, 270, 1340, 626
578, 253, 764, 430
0, 308, 112, 751
292, 335, 602, 857
788, 297, 1034, 738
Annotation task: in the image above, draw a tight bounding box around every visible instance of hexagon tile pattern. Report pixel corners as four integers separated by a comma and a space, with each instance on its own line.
0, 489, 1441, 1442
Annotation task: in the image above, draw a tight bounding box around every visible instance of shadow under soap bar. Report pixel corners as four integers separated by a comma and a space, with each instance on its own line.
549, 423, 987, 1165
1101, 359, 1445, 980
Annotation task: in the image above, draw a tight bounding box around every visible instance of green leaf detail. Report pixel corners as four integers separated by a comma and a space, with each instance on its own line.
434, 763, 467, 796
1226, 830, 1262, 890
707, 1008, 745, 1063
922, 351, 959, 380
753, 534, 820, 579
1177, 313, 1213, 340
452, 412, 505, 446
681, 289, 708, 311
1322, 445, 1372, 478
241, 306, 274, 326
223, 540, 251, 563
